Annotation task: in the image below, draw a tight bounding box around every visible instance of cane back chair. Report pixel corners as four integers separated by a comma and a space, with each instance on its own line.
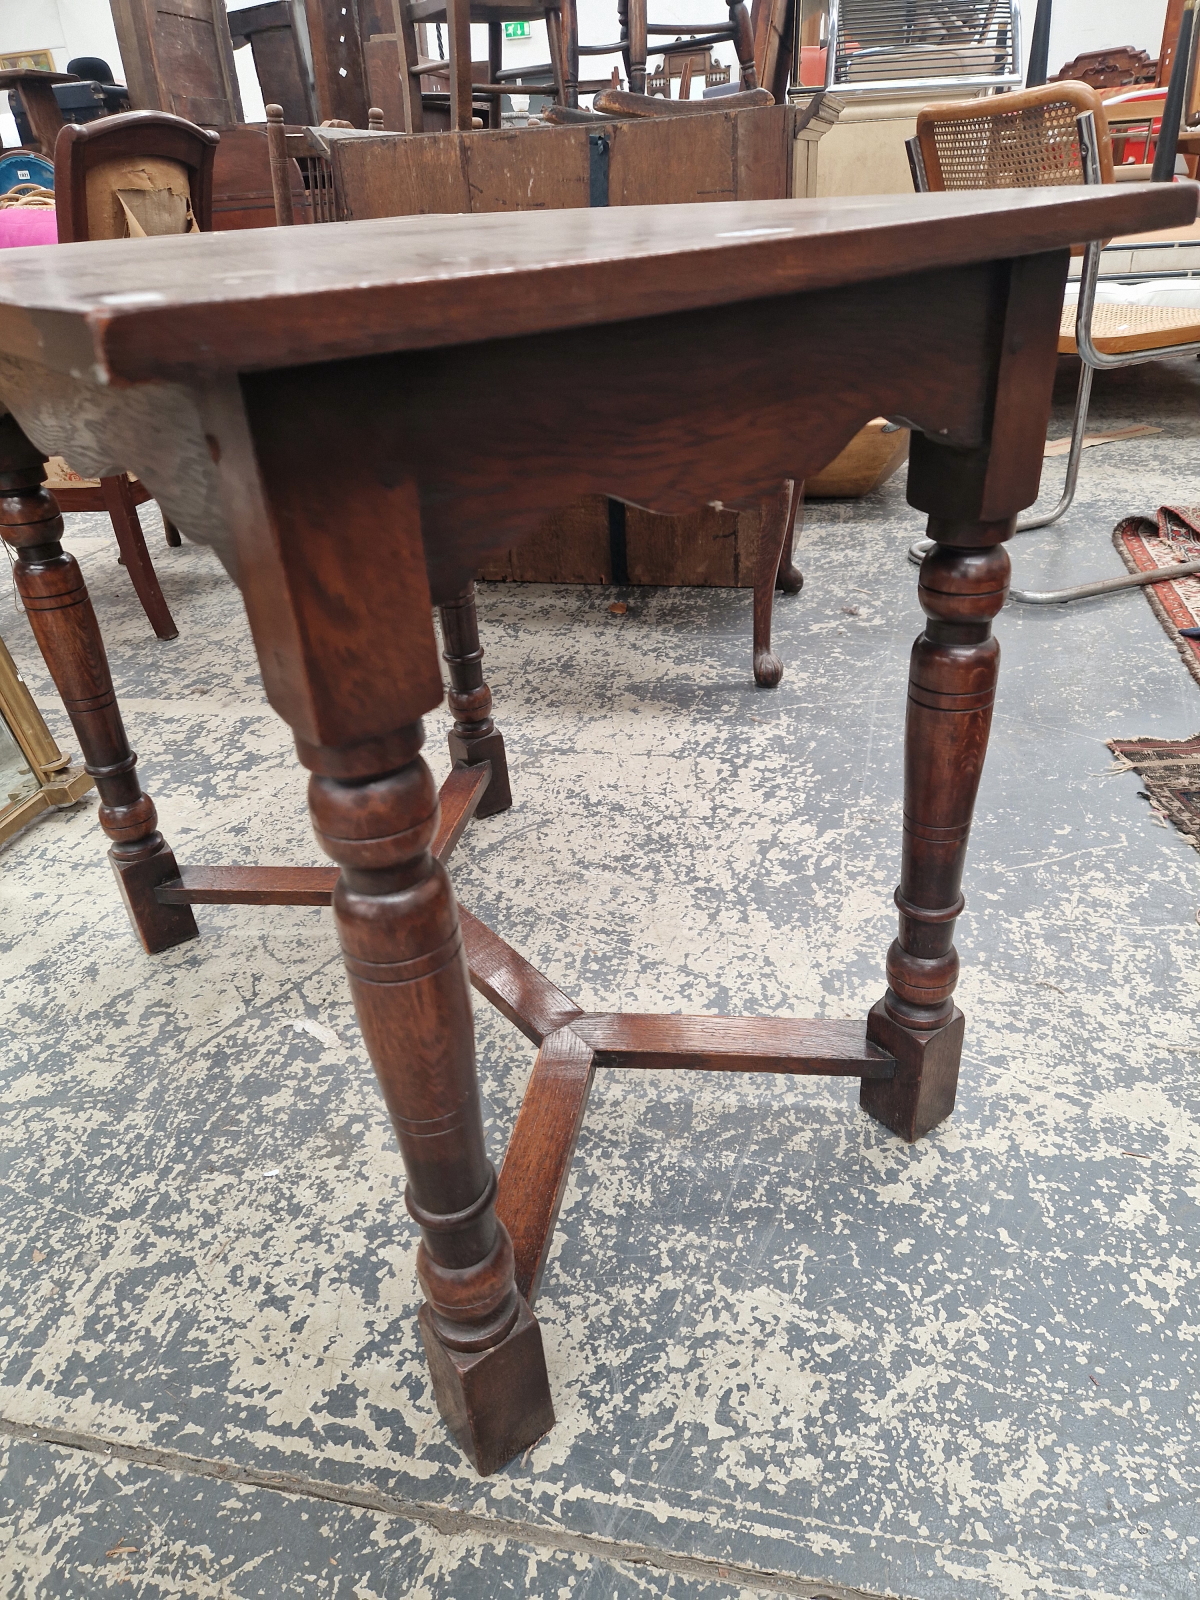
908, 80, 1200, 604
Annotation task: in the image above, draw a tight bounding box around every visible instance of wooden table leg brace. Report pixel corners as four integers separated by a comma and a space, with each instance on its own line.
0, 209, 1128, 1476
0, 404, 1011, 1475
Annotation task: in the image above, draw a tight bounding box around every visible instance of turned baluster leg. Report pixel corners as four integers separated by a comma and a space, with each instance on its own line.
305, 727, 553, 1473
730, 0, 759, 89
626, 0, 646, 93
557, 0, 579, 107
863, 519, 1011, 1142
438, 582, 512, 818
0, 415, 197, 952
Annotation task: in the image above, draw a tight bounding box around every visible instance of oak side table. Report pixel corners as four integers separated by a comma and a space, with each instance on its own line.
0, 182, 1190, 1474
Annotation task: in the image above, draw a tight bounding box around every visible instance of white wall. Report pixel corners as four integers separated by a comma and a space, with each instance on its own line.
1040, 0, 1166, 76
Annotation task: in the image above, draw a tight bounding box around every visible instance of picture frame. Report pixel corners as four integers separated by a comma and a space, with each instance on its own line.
0, 629, 93, 848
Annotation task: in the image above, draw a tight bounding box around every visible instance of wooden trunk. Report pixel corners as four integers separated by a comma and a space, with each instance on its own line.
317, 101, 807, 218
478, 497, 770, 588
312, 104, 837, 588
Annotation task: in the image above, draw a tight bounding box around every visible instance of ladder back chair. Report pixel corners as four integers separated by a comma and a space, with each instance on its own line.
616, 0, 758, 98
390, 0, 573, 130
908, 80, 1200, 604
52, 112, 220, 640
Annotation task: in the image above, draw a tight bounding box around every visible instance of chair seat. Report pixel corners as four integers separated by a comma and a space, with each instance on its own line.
1059, 300, 1200, 355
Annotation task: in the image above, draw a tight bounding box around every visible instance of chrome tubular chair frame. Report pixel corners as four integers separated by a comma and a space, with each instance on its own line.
907, 109, 1200, 603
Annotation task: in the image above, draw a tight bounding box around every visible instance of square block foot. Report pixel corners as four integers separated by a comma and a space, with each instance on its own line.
110, 843, 199, 954
448, 729, 511, 818
419, 1296, 554, 1475
861, 999, 965, 1143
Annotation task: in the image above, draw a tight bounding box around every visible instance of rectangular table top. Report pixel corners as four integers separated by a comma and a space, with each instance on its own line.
0, 186, 1192, 384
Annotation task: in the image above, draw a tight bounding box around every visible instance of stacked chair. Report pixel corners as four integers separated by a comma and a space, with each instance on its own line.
907, 79, 1200, 604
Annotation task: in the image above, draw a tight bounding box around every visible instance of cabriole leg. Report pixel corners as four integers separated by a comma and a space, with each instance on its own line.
438, 582, 512, 818
305, 725, 552, 1473
863, 518, 1011, 1142
0, 414, 196, 953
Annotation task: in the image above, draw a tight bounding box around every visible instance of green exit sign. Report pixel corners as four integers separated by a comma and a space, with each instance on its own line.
503, 20, 531, 38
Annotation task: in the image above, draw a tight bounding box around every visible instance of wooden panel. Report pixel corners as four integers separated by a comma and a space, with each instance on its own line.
608, 112, 738, 205
479, 494, 610, 582
572, 1013, 896, 1075
733, 101, 793, 199
304, 0, 370, 125
332, 131, 471, 217
229, 1, 317, 125
1160, 0, 1186, 87
364, 32, 405, 130
464, 127, 590, 211
806, 418, 908, 498
110, 0, 243, 125
625, 501, 750, 586
496, 1028, 596, 1305
212, 123, 307, 230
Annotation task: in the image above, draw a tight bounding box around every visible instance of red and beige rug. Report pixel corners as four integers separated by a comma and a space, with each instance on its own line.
1109, 509, 1200, 853
1113, 505, 1200, 688
1107, 734, 1200, 854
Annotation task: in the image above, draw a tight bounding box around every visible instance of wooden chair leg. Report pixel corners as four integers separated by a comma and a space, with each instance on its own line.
438, 582, 512, 818
446, 0, 475, 131
863, 522, 1010, 1142
393, 0, 426, 133
552, 1, 577, 107
0, 416, 197, 953
306, 732, 553, 1474
730, 0, 759, 88
752, 478, 799, 687
777, 478, 804, 593
626, 0, 647, 93
161, 513, 182, 547
101, 474, 178, 641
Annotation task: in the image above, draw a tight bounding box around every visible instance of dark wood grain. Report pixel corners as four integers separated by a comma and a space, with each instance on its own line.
438, 584, 511, 818
0, 69, 73, 157
459, 909, 585, 1045
153, 747, 492, 905
433, 759, 496, 859
751, 477, 793, 687
100, 472, 178, 640
2, 178, 1195, 1479
302, 0, 370, 125
109, 0, 243, 126
227, 2, 316, 124
2, 187, 1187, 384
0, 414, 196, 953
305, 718, 553, 1472
573, 1013, 896, 1075
496, 1027, 596, 1304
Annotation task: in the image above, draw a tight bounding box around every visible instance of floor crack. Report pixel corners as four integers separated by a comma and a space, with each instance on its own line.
0, 1416, 904, 1600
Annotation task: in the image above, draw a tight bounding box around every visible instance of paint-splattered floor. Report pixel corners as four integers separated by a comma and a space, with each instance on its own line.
2, 356, 1199, 1600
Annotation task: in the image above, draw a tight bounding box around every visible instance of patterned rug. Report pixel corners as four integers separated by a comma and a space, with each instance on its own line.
1107, 733, 1200, 853
1113, 505, 1200, 688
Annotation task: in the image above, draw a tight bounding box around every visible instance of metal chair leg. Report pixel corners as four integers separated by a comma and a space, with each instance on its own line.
1015, 360, 1093, 534
1008, 557, 1200, 605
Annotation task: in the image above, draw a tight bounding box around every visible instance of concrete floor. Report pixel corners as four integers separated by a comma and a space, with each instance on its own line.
1, 356, 1199, 1600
